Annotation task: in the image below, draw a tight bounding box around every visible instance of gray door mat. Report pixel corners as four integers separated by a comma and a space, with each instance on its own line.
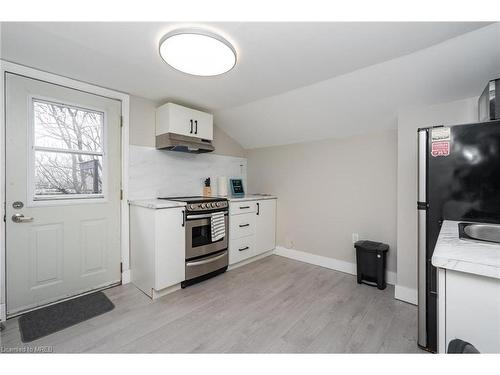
18, 291, 115, 343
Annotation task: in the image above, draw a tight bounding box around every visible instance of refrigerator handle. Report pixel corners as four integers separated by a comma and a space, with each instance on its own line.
417, 129, 428, 348
429, 260, 437, 295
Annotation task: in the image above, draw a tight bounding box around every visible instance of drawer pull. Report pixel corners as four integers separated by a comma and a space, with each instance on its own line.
239, 206, 250, 209
238, 246, 250, 252
239, 223, 250, 228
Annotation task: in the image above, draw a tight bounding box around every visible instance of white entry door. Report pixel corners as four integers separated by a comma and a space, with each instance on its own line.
5, 73, 122, 316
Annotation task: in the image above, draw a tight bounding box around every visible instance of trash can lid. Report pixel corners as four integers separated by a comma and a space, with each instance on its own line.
354, 240, 389, 252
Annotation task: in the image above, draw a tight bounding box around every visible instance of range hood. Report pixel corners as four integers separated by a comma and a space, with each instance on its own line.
156, 132, 215, 153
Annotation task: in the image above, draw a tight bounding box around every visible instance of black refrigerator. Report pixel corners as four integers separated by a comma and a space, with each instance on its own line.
417, 119, 500, 352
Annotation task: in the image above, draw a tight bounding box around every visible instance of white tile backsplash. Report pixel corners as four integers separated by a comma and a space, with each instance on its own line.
129, 145, 247, 200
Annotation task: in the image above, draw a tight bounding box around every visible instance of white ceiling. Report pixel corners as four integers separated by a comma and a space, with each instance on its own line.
1, 22, 498, 149
215, 23, 500, 148
0, 22, 491, 111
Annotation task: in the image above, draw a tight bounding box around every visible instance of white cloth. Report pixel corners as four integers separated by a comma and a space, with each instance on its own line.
211, 212, 226, 242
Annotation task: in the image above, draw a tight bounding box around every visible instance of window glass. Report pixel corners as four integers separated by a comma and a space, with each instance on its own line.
32, 99, 105, 200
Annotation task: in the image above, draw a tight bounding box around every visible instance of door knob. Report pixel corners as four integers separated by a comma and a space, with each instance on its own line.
12, 213, 34, 223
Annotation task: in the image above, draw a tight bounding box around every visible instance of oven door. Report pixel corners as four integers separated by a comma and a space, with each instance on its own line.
185, 213, 228, 259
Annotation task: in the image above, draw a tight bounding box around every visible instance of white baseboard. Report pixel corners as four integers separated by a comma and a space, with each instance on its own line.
152, 283, 181, 300
0, 303, 5, 322
394, 285, 418, 305
274, 246, 397, 286
228, 250, 274, 271
121, 269, 131, 284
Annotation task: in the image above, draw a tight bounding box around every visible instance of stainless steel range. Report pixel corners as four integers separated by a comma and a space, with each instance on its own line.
158, 196, 229, 287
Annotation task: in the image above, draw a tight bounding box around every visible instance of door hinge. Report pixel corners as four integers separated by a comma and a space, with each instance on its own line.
120, 189, 123, 200
120, 262, 123, 274
120, 116, 124, 127
417, 201, 428, 210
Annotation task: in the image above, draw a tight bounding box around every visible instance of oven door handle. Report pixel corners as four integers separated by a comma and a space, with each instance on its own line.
187, 212, 228, 219
186, 252, 227, 267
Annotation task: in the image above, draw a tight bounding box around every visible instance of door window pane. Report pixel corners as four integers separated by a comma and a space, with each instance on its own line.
31, 99, 105, 201
34, 151, 103, 197
34, 100, 104, 152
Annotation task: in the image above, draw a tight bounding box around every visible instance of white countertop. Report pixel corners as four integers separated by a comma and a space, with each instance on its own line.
432, 220, 500, 280
128, 199, 187, 209
225, 194, 277, 202
129, 194, 276, 208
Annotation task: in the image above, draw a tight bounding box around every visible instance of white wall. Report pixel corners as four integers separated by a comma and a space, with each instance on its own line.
128, 95, 248, 199
216, 23, 500, 149
247, 129, 397, 280
395, 97, 479, 304
129, 145, 247, 200
0, 21, 5, 321
129, 95, 247, 157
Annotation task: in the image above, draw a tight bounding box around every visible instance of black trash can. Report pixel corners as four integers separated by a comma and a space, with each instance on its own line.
354, 240, 389, 290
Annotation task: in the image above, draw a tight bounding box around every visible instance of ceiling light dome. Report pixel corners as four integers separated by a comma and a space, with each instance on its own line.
159, 29, 237, 76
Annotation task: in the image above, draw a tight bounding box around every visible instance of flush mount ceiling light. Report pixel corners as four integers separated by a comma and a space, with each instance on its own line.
159, 29, 237, 76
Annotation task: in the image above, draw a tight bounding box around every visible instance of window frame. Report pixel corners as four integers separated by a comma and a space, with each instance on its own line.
27, 95, 109, 207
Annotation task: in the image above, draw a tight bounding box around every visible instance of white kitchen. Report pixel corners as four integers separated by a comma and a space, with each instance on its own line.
0, 2, 500, 372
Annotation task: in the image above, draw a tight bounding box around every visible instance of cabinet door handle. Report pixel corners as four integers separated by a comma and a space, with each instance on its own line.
195, 120, 198, 134
239, 223, 250, 228
238, 246, 249, 252
190, 119, 193, 134
240, 206, 250, 209
182, 210, 185, 227
256, 202, 260, 215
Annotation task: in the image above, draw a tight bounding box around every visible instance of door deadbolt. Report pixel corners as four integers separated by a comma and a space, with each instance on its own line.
12, 201, 24, 209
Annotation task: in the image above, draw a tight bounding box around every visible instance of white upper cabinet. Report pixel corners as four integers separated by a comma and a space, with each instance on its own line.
156, 102, 213, 140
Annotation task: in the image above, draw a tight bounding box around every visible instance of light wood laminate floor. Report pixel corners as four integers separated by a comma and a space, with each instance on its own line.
0, 255, 424, 353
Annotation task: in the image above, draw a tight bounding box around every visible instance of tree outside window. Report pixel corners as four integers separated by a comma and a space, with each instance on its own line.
33, 99, 105, 199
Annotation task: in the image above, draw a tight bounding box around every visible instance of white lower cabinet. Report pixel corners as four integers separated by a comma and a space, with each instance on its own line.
130, 205, 185, 298
229, 198, 276, 266
230, 212, 256, 239
229, 235, 256, 264
255, 199, 277, 254
438, 268, 500, 353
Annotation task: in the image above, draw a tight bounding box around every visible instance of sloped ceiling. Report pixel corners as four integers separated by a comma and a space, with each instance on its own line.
1, 22, 498, 148
215, 23, 500, 148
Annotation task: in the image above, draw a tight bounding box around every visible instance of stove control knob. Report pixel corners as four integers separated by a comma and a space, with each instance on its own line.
211, 202, 216, 208
190, 204, 196, 210
216, 202, 221, 207
200, 203, 206, 209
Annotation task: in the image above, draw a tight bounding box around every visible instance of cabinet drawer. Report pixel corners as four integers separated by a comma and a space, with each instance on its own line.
230, 201, 257, 215
229, 235, 256, 265
229, 213, 256, 239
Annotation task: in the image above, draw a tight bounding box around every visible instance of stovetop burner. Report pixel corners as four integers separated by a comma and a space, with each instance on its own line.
158, 196, 228, 213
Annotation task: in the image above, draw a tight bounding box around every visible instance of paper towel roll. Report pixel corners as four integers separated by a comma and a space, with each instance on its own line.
217, 176, 228, 196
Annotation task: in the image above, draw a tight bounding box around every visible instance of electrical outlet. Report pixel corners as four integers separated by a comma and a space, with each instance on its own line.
352, 233, 359, 243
